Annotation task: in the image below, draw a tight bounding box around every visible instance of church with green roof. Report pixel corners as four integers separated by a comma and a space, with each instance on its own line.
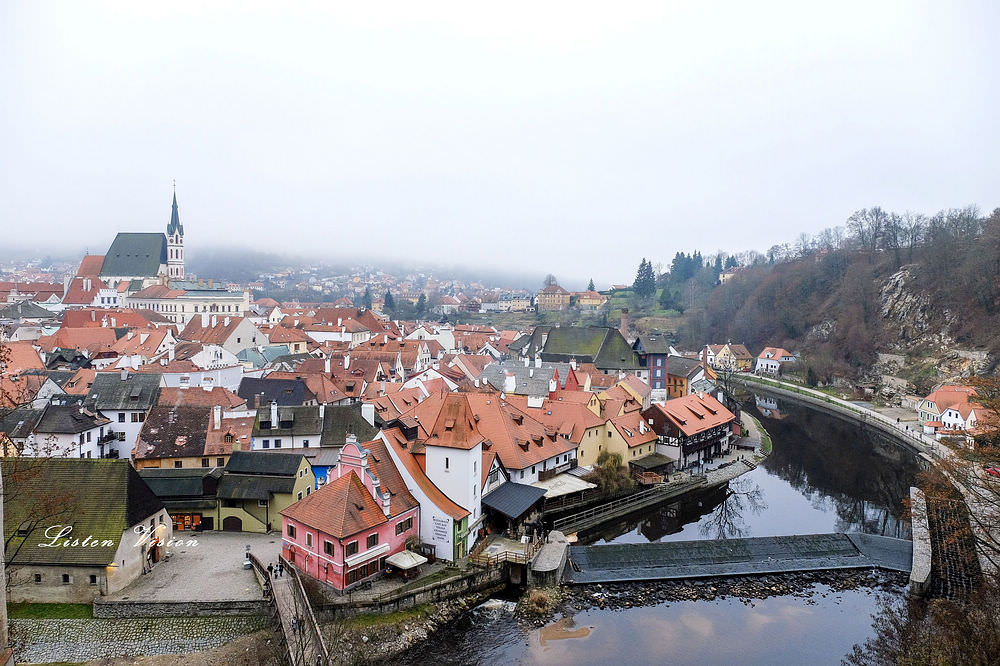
98, 187, 185, 289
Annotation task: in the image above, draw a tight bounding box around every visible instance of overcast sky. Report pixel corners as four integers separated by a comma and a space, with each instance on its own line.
3, 1, 998, 288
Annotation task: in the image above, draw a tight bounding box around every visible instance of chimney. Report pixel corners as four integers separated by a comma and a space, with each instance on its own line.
202, 376, 214, 391
254, 393, 261, 409
270, 400, 278, 426
200, 313, 209, 327
619, 308, 629, 339
324, 357, 331, 374
224, 316, 230, 327
346, 433, 358, 448
91, 310, 96, 321
214, 405, 222, 429
523, 357, 529, 368
337, 318, 342, 326
120, 368, 128, 381
534, 354, 542, 368
168, 346, 175, 362
570, 357, 577, 370
503, 371, 516, 393
529, 368, 534, 378
319, 402, 325, 419
211, 315, 217, 328
381, 490, 391, 517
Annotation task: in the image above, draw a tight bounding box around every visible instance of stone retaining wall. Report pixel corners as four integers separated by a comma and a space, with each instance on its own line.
93, 598, 269, 618
909, 487, 932, 596
738, 379, 935, 457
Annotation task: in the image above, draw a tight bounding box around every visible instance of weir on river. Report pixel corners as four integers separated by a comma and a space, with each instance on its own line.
564, 532, 912, 584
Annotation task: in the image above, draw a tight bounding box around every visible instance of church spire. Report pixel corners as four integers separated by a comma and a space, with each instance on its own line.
167, 181, 183, 237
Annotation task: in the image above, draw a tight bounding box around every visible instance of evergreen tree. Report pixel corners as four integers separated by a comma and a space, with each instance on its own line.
416, 293, 427, 316
633, 258, 656, 299
587, 278, 596, 291
361, 286, 372, 309
383, 290, 395, 313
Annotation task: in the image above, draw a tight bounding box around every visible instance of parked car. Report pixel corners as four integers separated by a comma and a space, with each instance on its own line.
984, 465, 1000, 478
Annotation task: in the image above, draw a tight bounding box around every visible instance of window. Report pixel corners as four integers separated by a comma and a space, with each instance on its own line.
302, 439, 309, 448
346, 541, 358, 556
90, 575, 98, 585
287, 524, 296, 538
531, 465, 535, 475
306, 533, 313, 547
262, 439, 270, 449
297, 491, 303, 500
174, 461, 183, 468
217, 457, 225, 466
138, 413, 145, 422
395, 517, 413, 535
306, 487, 311, 496
118, 412, 126, 422
201, 458, 209, 467
34, 573, 41, 584
62, 574, 70, 584
224, 433, 234, 443
274, 439, 282, 448
132, 413, 140, 422
656, 358, 663, 366
445, 457, 449, 470
367, 533, 378, 549
324, 541, 333, 555
520, 470, 524, 479
86, 432, 92, 442
258, 499, 268, 507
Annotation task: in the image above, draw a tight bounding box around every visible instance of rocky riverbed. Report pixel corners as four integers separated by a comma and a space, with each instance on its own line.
514, 569, 908, 627
325, 589, 503, 664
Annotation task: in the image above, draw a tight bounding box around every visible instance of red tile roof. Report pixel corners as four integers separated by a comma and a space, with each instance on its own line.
648, 392, 736, 437
280, 469, 387, 538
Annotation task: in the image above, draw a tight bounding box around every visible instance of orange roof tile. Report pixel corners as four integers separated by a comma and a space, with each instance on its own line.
280, 470, 387, 538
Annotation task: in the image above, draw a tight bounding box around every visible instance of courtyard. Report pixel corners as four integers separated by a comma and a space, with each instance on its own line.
107, 530, 283, 602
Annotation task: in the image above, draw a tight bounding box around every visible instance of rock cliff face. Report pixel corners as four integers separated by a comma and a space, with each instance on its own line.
878, 268, 954, 351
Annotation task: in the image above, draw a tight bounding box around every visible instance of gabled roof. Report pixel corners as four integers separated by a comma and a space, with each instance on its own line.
100, 232, 167, 278
2, 458, 164, 566
225, 449, 306, 477
157, 386, 246, 409
0, 300, 55, 320
644, 392, 735, 438
610, 410, 658, 448
319, 405, 378, 446
280, 470, 386, 539
363, 437, 419, 516
77, 255, 106, 276
381, 427, 469, 520
252, 404, 323, 437
179, 316, 249, 345
238, 377, 315, 407
36, 404, 110, 434
87, 371, 161, 410
134, 406, 211, 460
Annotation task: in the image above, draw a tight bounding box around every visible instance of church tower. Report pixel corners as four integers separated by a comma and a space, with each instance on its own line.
166, 184, 185, 280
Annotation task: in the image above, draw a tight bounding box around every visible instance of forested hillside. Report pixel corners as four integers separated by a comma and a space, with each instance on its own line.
674, 206, 1000, 383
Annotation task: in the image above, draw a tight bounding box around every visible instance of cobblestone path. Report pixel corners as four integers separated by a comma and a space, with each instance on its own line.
10, 615, 270, 664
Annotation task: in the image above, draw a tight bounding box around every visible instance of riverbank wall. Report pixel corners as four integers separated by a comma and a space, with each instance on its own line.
735, 376, 939, 459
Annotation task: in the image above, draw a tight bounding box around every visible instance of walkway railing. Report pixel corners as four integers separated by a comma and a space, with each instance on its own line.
247, 552, 291, 665
470, 537, 543, 567
280, 556, 330, 666
553, 476, 707, 533
735, 374, 945, 459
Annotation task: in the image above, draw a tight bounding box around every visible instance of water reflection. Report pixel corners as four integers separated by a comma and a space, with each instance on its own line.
698, 475, 767, 540
577, 393, 918, 545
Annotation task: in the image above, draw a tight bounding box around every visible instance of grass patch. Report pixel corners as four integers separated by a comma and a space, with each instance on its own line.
8, 602, 92, 619
344, 603, 435, 630
748, 414, 773, 455
388, 568, 460, 597
520, 588, 559, 616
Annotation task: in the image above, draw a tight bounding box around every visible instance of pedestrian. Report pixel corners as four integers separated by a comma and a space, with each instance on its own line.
278, 561, 284, 577
267, 562, 274, 579
291, 617, 298, 634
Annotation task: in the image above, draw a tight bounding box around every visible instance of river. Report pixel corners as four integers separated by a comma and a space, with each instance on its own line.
401, 395, 921, 665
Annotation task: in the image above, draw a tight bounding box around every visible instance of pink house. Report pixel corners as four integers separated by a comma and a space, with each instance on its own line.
280, 438, 419, 591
